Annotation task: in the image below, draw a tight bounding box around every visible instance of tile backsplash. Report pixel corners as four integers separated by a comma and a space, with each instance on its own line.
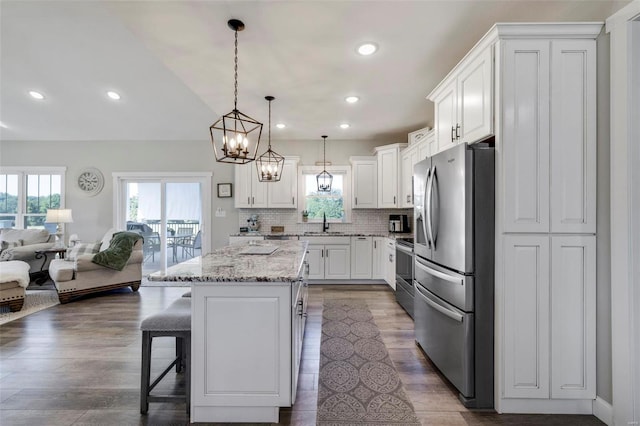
238, 209, 413, 235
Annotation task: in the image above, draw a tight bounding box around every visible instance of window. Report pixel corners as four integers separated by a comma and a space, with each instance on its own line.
0, 167, 66, 229
299, 166, 351, 223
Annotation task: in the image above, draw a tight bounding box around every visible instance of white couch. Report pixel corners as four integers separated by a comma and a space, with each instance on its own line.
48, 229, 143, 304
0, 228, 55, 275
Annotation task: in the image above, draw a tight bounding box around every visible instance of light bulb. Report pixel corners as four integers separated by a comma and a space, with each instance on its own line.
242, 136, 248, 148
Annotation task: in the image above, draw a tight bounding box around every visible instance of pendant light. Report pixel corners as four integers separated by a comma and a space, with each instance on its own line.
316, 135, 333, 192
209, 19, 263, 164
256, 96, 285, 182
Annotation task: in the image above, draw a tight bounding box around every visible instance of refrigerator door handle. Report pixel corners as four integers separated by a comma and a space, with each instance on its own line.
430, 166, 438, 245
415, 283, 463, 322
426, 166, 436, 248
415, 257, 464, 286
422, 167, 431, 247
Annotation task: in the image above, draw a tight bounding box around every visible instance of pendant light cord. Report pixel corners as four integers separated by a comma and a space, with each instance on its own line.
323, 136, 327, 168
268, 98, 272, 149
234, 29, 238, 111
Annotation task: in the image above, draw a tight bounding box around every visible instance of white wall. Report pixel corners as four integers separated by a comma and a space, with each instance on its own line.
0, 137, 394, 249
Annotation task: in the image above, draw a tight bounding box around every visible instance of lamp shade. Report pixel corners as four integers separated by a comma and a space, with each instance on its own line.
45, 209, 73, 224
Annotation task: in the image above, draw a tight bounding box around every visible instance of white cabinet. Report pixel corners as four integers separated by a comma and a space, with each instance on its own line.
503, 234, 595, 400
400, 146, 418, 208
374, 144, 406, 208
350, 156, 378, 209
491, 23, 601, 413
502, 39, 596, 234
384, 238, 396, 289
400, 129, 434, 208
417, 130, 435, 161
235, 163, 268, 208
267, 159, 298, 208
300, 236, 350, 280
372, 237, 385, 280
235, 157, 299, 208
429, 46, 493, 153
350, 236, 372, 279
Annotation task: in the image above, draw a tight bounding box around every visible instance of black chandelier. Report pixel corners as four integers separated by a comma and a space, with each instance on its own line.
209, 19, 263, 164
256, 96, 285, 182
316, 135, 333, 192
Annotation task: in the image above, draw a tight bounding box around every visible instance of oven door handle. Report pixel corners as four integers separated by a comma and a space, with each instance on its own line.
396, 244, 413, 255
415, 283, 463, 323
415, 257, 463, 286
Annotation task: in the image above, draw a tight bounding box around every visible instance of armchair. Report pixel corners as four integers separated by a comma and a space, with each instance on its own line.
48, 229, 143, 304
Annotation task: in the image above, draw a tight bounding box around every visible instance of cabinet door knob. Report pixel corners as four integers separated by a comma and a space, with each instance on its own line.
451, 126, 456, 142
355, 197, 358, 205
455, 123, 461, 139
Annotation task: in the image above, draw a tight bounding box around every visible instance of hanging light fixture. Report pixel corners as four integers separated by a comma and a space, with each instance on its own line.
256, 96, 285, 182
316, 135, 333, 192
209, 19, 263, 164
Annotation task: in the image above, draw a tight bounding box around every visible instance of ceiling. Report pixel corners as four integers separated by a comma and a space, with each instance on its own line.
0, 0, 629, 143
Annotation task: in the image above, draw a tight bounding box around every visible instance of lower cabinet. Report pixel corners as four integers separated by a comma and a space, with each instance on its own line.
502, 234, 595, 401
372, 237, 385, 280
301, 237, 351, 280
350, 236, 372, 279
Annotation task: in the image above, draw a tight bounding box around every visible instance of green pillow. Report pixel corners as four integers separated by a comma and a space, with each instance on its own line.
91, 231, 142, 271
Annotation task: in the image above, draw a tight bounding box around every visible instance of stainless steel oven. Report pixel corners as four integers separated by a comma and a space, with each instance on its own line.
395, 238, 414, 318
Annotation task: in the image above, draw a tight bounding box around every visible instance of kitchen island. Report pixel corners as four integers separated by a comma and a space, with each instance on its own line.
148, 240, 309, 423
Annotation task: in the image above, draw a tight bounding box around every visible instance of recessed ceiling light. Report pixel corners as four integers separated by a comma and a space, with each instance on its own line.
340, 123, 350, 129
357, 42, 378, 56
29, 91, 45, 100
107, 91, 121, 100
345, 96, 359, 104
276, 123, 286, 129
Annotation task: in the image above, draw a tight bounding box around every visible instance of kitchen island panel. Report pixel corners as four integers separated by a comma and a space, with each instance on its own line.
192, 283, 292, 423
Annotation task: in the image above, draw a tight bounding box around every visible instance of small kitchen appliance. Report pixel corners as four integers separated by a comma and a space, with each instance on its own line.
389, 214, 409, 233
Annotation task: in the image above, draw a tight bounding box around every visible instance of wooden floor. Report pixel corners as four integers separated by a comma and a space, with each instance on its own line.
0, 284, 604, 426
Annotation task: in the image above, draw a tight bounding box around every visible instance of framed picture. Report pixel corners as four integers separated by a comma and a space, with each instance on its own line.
217, 183, 232, 198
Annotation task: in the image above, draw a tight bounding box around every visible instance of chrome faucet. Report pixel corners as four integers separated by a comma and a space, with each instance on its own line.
323, 212, 329, 232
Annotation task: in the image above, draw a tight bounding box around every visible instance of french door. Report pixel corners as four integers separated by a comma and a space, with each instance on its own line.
113, 172, 211, 275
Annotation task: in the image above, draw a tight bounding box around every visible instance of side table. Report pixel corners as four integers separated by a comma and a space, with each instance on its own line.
33, 247, 67, 285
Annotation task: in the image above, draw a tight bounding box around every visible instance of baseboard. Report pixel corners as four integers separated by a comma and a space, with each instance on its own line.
593, 396, 613, 425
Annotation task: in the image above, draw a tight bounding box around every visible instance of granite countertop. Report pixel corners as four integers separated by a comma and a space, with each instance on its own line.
230, 232, 413, 239
148, 240, 308, 283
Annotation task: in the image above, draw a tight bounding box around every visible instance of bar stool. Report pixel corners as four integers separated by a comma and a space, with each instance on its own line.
140, 298, 191, 414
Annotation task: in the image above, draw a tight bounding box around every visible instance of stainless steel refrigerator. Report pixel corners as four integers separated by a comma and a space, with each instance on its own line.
413, 142, 494, 408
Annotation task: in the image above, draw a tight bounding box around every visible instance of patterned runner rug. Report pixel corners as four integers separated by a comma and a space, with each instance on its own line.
317, 299, 421, 426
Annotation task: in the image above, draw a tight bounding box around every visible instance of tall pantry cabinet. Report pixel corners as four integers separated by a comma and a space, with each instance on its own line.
494, 24, 600, 414
429, 23, 601, 414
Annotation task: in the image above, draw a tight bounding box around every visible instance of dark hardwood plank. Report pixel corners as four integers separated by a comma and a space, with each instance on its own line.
0, 285, 604, 425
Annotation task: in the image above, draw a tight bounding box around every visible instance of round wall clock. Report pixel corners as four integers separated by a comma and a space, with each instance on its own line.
77, 167, 104, 196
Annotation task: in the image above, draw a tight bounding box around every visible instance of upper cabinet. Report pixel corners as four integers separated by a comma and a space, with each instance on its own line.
429, 46, 493, 154
267, 158, 299, 208
401, 128, 434, 208
235, 157, 299, 209
350, 156, 378, 209
502, 39, 596, 234
374, 143, 407, 208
